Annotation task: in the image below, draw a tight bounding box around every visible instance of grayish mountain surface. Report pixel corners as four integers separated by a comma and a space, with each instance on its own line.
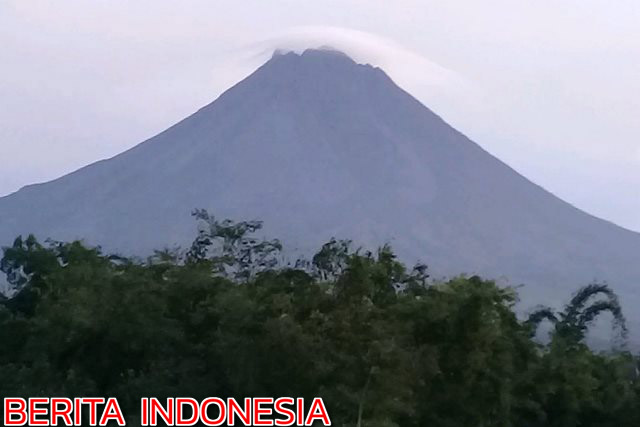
1, 49, 639, 338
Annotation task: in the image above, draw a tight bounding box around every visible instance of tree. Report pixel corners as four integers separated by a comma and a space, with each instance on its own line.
526, 283, 627, 346
187, 209, 282, 280
311, 238, 352, 281
1, 218, 639, 426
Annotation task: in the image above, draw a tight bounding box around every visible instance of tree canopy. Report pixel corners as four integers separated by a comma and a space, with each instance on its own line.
0, 211, 638, 426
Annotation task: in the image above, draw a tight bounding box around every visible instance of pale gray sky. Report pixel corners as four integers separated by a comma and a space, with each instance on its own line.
1, 0, 638, 231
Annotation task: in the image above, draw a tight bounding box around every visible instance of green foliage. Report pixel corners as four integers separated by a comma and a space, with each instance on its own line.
312, 237, 352, 280
187, 209, 282, 281
1, 217, 639, 426
527, 283, 627, 346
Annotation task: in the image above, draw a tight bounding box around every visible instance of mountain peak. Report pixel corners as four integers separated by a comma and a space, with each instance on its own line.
272, 46, 352, 59
197, 45, 397, 123
271, 47, 356, 63
264, 47, 378, 79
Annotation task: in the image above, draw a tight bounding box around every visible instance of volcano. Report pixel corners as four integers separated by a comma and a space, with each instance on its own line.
1, 48, 639, 331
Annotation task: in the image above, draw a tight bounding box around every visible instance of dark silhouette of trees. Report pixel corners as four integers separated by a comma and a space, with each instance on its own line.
1, 214, 638, 426
527, 283, 627, 346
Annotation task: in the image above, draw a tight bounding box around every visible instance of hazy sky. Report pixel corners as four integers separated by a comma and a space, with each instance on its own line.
1, 0, 639, 231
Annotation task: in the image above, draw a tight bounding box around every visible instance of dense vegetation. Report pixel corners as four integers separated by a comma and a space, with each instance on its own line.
0, 211, 638, 426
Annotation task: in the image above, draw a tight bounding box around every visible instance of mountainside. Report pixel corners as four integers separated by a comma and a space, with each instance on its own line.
1, 48, 639, 332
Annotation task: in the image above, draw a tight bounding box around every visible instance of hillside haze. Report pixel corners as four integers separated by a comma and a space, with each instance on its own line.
1, 48, 639, 328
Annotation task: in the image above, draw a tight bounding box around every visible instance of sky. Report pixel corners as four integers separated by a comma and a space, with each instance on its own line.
1, 0, 639, 232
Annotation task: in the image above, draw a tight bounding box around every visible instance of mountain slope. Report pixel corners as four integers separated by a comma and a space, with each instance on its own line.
1, 48, 639, 329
